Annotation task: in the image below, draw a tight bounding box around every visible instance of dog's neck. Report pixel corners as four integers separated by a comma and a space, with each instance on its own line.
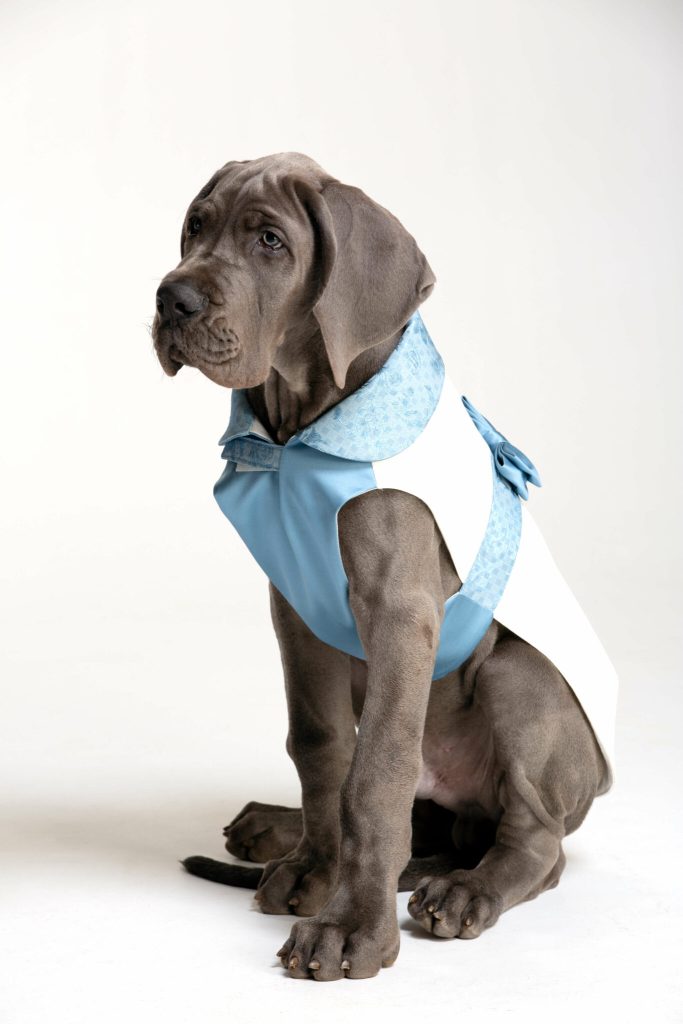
246, 318, 405, 446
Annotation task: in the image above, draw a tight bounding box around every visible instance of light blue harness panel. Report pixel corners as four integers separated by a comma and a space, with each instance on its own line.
213, 311, 541, 681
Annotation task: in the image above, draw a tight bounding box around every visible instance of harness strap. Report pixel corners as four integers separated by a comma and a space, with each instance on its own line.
458, 395, 541, 614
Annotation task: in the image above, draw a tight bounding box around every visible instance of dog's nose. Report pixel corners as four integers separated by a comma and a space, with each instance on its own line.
156, 281, 206, 322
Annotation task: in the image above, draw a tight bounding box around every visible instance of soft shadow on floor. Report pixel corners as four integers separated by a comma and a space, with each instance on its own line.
1, 790, 295, 876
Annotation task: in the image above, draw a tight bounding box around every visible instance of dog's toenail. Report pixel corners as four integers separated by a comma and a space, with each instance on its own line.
308, 960, 321, 971
464, 916, 473, 927
433, 911, 443, 920
427, 903, 436, 913
288, 896, 300, 907
408, 894, 418, 905
289, 956, 299, 969
341, 959, 351, 970
254, 891, 262, 901
276, 946, 288, 958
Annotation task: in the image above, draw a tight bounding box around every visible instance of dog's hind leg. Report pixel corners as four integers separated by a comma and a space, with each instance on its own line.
185, 799, 472, 892
407, 633, 604, 940
223, 802, 303, 863
183, 850, 461, 893
223, 798, 455, 865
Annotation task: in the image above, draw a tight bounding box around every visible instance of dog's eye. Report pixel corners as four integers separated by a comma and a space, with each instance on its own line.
188, 216, 202, 237
259, 230, 283, 251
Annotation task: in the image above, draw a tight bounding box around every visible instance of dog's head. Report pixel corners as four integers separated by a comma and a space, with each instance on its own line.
152, 152, 435, 390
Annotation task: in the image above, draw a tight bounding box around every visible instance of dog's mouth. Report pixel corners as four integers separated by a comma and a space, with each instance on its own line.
154, 315, 242, 377
168, 342, 185, 370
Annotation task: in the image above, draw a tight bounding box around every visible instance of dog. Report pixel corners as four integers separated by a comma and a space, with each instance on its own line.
151, 152, 618, 982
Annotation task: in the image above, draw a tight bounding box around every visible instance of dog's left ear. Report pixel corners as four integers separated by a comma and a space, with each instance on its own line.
294, 178, 436, 390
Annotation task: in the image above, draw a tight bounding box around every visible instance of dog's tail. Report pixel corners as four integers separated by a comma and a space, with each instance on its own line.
181, 856, 264, 888
181, 851, 458, 891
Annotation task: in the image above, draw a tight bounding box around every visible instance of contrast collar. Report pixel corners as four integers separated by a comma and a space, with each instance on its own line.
217, 309, 445, 465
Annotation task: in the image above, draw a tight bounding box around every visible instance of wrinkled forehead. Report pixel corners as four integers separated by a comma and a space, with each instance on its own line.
187, 152, 331, 221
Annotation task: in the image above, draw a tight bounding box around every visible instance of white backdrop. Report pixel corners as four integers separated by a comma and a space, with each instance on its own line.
1, 1, 682, 1021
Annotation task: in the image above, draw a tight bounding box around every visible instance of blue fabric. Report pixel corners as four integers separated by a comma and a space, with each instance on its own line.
433, 595, 494, 680
297, 312, 445, 461
214, 440, 376, 659
458, 459, 522, 610
461, 395, 541, 500
219, 433, 283, 471
219, 310, 444, 464
213, 312, 540, 678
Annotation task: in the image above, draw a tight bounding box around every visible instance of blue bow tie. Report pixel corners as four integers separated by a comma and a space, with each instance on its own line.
461, 396, 541, 500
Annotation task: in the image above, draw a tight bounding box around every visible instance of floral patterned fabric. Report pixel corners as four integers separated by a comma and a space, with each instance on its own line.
217, 310, 445, 465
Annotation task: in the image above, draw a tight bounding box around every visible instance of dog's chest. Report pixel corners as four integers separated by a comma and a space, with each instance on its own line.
415, 702, 500, 815
354, 665, 499, 815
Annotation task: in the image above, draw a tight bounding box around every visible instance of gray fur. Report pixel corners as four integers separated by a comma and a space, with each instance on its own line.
152, 152, 608, 982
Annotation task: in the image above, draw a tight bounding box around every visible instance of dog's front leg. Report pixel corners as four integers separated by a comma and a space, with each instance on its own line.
254, 582, 358, 917
278, 490, 443, 981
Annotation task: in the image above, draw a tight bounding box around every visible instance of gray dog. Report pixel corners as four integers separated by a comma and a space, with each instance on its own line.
151, 152, 613, 982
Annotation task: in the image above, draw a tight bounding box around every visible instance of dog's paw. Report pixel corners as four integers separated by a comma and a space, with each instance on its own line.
254, 844, 337, 917
407, 869, 503, 939
275, 909, 400, 981
222, 801, 303, 863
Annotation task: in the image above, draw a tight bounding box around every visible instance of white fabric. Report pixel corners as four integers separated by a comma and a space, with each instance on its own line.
374, 374, 618, 790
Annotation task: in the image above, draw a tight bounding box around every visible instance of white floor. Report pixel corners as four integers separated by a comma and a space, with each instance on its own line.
3, 0, 682, 1018
2, 605, 682, 1024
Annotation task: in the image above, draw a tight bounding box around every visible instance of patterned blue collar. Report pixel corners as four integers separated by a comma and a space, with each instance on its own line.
217, 310, 445, 466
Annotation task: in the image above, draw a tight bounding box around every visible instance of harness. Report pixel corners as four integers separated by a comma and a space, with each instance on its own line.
212, 310, 618, 789
213, 311, 540, 679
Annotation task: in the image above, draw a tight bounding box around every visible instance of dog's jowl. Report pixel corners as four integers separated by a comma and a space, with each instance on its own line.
152, 152, 618, 982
